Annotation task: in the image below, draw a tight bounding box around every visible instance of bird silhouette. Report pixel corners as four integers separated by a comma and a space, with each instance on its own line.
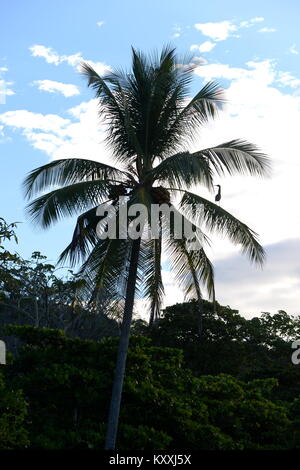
214, 185, 221, 203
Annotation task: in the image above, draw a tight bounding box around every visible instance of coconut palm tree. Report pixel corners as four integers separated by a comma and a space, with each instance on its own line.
23, 46, 270, 449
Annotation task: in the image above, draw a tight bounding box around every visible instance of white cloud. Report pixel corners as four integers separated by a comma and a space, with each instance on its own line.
194, 20, 237, 41
0, 99, 114, 164
0, 110, 70, 133
259, 27, 276, 33
195, 62, 237, 81
29, 44, 111, 76
194, 17, 266, 43
29, 45, 61, 65
33, 79, 80, 97
96, 21, 105, 27
194, 59, 300, 90
239, 17, 264, 28
289, 44, 299, 55
190, 41, 216, 53
276, 71, 300, 88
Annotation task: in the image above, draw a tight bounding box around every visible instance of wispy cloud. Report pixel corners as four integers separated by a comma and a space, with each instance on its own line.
33, 79, 80, 97
96, 21, 105, 27
259, 27, 276, 33
171, 24, 182, 38
190, 41, 216, 53
289, 44, 299, 55
29, 45, 111, 76
239, 17, 264, 28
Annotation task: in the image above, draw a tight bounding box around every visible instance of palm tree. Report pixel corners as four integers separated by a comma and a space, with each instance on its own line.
23, 46, 270, 450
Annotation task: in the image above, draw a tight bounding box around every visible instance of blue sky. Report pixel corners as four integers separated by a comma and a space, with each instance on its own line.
1, 0, 300, 316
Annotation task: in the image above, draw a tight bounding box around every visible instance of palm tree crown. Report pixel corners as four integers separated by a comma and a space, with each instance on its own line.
24, 46, 269, 324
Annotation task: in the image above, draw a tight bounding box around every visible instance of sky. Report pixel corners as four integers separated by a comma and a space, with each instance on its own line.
0, 0, 300, 317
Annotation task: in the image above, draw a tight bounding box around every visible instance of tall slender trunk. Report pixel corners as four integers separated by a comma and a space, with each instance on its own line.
149, 307, 155, 328
34, 296, 39, 328
105, 237, 141, 450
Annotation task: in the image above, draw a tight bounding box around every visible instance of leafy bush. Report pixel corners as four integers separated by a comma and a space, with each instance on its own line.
0, 370, 29, 449
4, 325, 292, 450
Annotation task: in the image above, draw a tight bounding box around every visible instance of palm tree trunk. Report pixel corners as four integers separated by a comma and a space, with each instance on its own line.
34, 296, 39, 328
104, 237, 141, 450
149, 307, 155, 328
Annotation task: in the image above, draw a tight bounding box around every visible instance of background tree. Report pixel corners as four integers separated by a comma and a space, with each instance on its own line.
23, 46, 270, 449
0, 218, 119, 343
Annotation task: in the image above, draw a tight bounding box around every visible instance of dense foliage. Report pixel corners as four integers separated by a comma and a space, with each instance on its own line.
1, 305, 299, 450
2, 324, 296, 450
0, 370, 29, 450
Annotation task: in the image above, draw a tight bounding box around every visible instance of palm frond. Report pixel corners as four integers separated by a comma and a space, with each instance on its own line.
81, 62, 138, 166
163, 81, 225, 152
198, 139, 271, 177
179, 190, 265, 265
26, 180, 111, 228
57, 206, 101, 266
79, 237, 132, 304
162, 206, 214, 300
180, 81, 225, 124
23, 158, 127, 200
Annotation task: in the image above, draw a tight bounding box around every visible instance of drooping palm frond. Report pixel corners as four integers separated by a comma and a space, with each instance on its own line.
162, 206, 214, 300
179, 190, 265, 266
78, 236, 132, 304
26, 180, 111, 228
57, 206, 101, 266
77, 189, 153, 305
23, 158, 128, 199
197, 139, 271, 178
